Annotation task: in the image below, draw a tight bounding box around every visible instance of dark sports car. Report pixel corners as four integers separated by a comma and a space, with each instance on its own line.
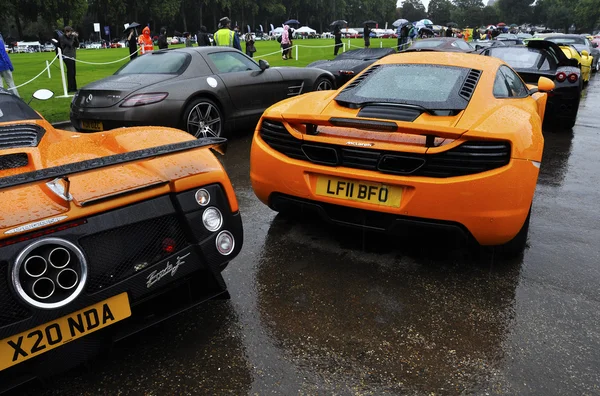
480, 40, 582, 129
306, 48, 396, 87
70, 47, 335, 137
405, 37, 475, 52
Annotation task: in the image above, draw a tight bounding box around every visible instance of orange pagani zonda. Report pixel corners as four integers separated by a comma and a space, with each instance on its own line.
250, 52, 554, 255
0, 88, 242, 391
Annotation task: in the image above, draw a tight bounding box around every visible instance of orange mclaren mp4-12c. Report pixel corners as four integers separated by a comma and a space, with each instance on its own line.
250, 52, 555, 255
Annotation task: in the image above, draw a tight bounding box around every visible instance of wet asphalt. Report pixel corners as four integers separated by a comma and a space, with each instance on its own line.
15, 75, 600, 395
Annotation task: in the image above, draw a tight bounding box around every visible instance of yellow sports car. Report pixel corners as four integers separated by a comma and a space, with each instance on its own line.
250, 52, 555, 256
557, 45, 592, 82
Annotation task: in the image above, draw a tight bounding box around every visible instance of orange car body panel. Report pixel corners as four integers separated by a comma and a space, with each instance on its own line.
250, 53, 547, 246
0, 119, 238, 237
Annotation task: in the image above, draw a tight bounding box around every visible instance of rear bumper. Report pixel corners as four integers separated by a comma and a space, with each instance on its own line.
250, 134, 539, 246
546, 87, 580, 119
70, 99, 184, 131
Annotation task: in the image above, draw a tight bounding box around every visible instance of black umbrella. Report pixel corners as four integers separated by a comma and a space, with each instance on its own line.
363, 20, 378, 27
284, 19, 300, 26
446, 22, 457, 27
174, 30, 182, 36
330, 20, 348, 27
125, 22, 141, 31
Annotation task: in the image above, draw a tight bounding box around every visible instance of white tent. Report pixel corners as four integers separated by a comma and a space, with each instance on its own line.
295, 26, 317, 34
342, 28, 359, 35
270, 27, 284, 35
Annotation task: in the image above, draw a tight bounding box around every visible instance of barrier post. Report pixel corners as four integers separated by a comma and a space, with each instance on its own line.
295, 45, 298, 60
380, 41, 382, 48
56, 48, 70, 98
46, 60, 51, 78
342, 43, 346, 52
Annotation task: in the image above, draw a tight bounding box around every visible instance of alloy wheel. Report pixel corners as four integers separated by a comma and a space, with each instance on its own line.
316, 79, 333, 91
187, 102, 222, 138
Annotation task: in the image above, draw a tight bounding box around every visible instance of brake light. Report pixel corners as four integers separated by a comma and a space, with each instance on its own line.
567, 73, 578, 83
338, 70, 355, 76
120, 93, 168, 107
555, 72, 567, 82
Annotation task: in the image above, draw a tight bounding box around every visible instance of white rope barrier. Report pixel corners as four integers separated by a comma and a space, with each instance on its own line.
14, 54, 59, 89
63, 48, 140, 65
295, 44, 337, 48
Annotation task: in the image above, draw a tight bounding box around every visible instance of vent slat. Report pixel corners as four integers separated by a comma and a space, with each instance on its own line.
259, 120, 510, 178
459, 69, 482, 101
0, 124, 45, 149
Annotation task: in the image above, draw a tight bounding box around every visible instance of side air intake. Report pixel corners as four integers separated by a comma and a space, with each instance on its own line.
459, 69, 482, 101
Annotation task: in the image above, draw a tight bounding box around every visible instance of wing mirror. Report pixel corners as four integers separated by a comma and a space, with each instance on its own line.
28, 88, 54, 104
581, 50, 589, 57
259, 59, 270, 71
537, 76, 555, 93
593, 42, 598, 48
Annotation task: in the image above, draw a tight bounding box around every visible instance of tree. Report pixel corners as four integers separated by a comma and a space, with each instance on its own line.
496, 0, 534, 25
428, 0, 455, 25
400, 0, 427, 21
574, 0, 600, 32
481, 5, 498, 25
451, 0, 484, 26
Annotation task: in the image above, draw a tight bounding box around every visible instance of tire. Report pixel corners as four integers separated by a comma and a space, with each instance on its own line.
183, 98, 224, 138
314, 76, 334, 91
495, 209, 531, 258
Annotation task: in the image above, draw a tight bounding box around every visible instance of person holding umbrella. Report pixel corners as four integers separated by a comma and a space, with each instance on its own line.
333, 24, 343, 56
125, 23, 140, 60
364, 21, 376, 48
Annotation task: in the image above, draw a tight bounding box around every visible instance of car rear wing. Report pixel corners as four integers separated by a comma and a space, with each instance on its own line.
0, 137, 226, 192
526, 40, 579, 68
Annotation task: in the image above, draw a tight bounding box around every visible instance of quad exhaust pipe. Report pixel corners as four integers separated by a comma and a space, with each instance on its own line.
49, 247, 71, 268
24, 255, 47, 277
56, 268, 79, 290
31, 277, 55, 299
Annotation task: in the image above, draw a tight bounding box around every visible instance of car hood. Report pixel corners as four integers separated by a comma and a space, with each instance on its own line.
307, 59, 374, 74
0, 121, 223, 235
75, 74, 177, 108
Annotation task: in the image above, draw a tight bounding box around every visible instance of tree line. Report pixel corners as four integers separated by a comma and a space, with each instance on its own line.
401, 0, 600, 33
1, 0, 598, 43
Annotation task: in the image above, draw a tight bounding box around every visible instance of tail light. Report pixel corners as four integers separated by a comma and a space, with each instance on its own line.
567, 73, 578, 83
120, 93, 168, 107
555, 72, 567, 82
338, 70, 355, 76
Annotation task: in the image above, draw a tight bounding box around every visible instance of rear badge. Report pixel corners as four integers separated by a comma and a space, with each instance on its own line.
4, 216, 69, 235
346, 141, 374, 147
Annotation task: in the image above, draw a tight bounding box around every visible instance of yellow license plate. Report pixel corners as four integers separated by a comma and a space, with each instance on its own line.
0, 293, 131, 371
315, 176, 402, 208
81, 120, 103, 131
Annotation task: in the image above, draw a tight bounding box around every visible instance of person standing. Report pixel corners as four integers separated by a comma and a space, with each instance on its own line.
333, 25, 342, 56
364, 24, 371, 48
398, 24, 410, 50
126, 27, 138, 60
245, 32, 256, 57
281, 25, 291, 60
196, 26, 211, 46
158, 27, 168, 49
445, 27, 453, 37
214, 17, 242, 51
59, 26, 79, 93
0, 33, 19, 97
184, 32, 192, 47
138, 26, 154, 55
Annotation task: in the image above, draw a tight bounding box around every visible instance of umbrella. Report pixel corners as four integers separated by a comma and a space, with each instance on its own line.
363, 20, 378, 27
446, 22, 457, 27
284, 19, 300, 26
393, 18, 409, 27
330, 20, 348, 27
124, 22, 141, 31
497, 22, 506, 26
509, 23, 518, 27
418, 19, 434, 26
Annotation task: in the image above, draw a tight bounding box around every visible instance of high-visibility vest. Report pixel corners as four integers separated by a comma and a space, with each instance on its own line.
139, 36, 154, 54
214, 29, 234, 47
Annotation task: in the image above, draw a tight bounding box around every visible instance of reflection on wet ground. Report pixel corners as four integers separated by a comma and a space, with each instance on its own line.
14, 73, 600, 395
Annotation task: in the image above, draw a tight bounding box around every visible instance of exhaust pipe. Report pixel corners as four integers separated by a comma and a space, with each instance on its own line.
31, 277, 55, 299
48, 247, 70, 269
56, 268, 79, 290
24, 255, 48, 277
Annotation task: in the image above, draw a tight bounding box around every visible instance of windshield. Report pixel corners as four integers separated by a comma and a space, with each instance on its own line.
116, 52, 189, 74
0, 91, 41, 122
488, 48, 554, 70
546, 37, 585, 45
335, 64, 474, 111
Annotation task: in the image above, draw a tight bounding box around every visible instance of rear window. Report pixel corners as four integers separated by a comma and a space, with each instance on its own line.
488, 47, 554, 70
0, 92, 41, 122
412, 40, 446, 48
335, 64, 474, 111
546, 37, 585, 45
116, 52, 189, 74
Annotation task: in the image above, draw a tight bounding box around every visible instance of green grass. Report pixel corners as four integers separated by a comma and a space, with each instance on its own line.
8, 38, 399, 123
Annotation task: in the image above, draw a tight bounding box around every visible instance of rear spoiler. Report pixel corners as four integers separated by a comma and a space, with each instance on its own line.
0, 137, 226, 191
526, 40, 579, 68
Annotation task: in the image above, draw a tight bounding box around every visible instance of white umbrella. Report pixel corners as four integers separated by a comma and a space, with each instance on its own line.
393, 18, 409, 27
418, 19, 433, 26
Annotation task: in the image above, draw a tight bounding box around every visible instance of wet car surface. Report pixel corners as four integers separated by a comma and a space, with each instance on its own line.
13, 76, 600, 395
